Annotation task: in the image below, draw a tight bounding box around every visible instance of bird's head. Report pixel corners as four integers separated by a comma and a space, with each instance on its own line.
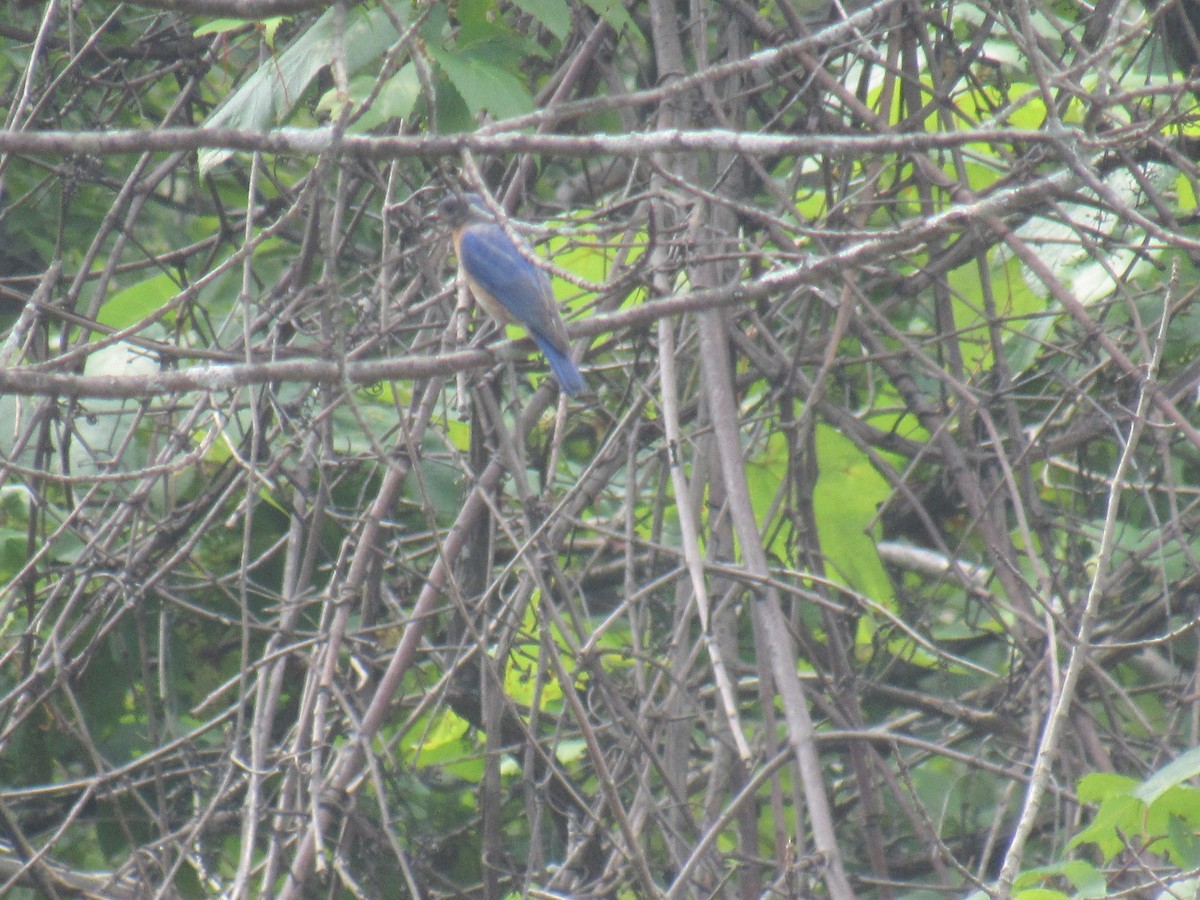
437, 193, 490, 228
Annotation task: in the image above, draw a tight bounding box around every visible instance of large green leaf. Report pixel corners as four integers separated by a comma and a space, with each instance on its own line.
510, 0, 571, 40
95, 271, 179, 332
1135, 747, 1200, 805
812, 424, 894, 607
426, 43, 535, 121
317, 65, 421, 133
199, 6, 404, 173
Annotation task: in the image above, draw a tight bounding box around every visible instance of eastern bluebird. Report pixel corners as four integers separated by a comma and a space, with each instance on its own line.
438, 192, 585, 397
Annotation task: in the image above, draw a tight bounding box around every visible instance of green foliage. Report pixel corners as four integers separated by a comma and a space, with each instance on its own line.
5, 0, 1200, 896
317, 65, 422, 132
1072, 753, 1200, 868
811, 424, 894, 608
199, 6, 406, 172
95, 272, 181, 332
509, 0, 572, 40
1005, 753, 1200, 898
405, 708, 473, 767
426, 43, 537, 120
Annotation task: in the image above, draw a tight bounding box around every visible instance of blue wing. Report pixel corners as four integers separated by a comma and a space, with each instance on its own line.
457, 220, 586, 396
458, 224, 565, 349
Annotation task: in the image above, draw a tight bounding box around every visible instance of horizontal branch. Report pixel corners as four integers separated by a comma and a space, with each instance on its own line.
0, 125, 1066, 161
0, 279, 761, 399
0, 164, 1091, 400
0, 350, 476, 400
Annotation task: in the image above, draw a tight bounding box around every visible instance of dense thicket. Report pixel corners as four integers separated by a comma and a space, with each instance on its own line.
1, 1, 1199, 897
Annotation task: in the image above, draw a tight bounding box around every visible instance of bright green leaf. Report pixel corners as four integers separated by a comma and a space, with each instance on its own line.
1071, 792, 1142, 861
812, 424, 894, 607
510, 0, 571, 40
1177, 171, 1199, 212
200, 6, 404, 173
95, 272, 180, 333
427, 44, 535, 120
1166, 814, 1200, 868
947, 250, 1046, 375
405, 709, 471, 765
317, 65, 421, 132
555, 738, 587, 765
194, 17, 272, 37
1060, 859, 1107, 897
744, 429, 789, 559
1078, 772, 1138, 803
505, 644, 565, 708
1134, 746, 1200, 805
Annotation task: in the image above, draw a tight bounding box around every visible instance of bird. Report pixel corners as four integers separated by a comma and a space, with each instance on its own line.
437, 192, 585, 397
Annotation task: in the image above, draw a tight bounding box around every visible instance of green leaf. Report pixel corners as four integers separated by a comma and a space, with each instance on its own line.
195, 17, 289, 46
1068, 770, 1200, 866
548, 230, 612, 294
405, 709, 471, 765
505, 643, 564, 709
1071, 795, 1140, 860
812, 424, 894, 606
744, 430, 788, 558
1078, 772, 1137, 803
95, 272, 179, 332
555, 738, 587, 765
317, 65, 421, 132
456, 0, 506, 44
510, 0, 572, 39
1011, 162, 1172, 306
0, 527, 30, 584
195, 18, 261, 36
947, 251, 1045, 375
582, 0, 643, 41
200, 6, 404, 173
1167, 814, 1200, 868
1011, 860, 1105, 899
1134, 746, 1200, 805
1059, 859, 1107, 897
1176, 170, 1198, 212
427, 43, 535, 120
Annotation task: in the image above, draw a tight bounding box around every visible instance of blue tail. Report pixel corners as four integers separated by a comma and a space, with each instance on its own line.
533, 335, 585, 396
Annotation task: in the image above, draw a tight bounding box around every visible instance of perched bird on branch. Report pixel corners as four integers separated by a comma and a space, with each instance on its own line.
438, 192, 585, 397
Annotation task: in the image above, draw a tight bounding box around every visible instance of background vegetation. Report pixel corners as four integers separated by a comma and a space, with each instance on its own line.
1, 0, 1199, 896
